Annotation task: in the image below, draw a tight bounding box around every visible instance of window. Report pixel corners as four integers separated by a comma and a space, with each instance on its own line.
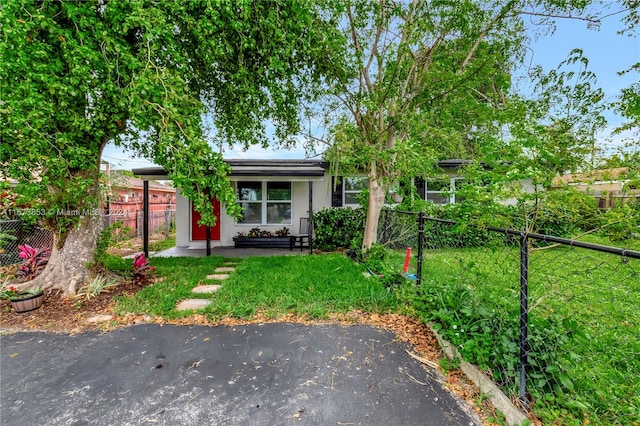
236, 181, 292, 225
343, 177, 368, 206
425, 179, 451, 205
419, 177, 464, 205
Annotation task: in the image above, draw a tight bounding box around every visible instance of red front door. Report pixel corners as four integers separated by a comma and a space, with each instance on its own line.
191, 198, 221, 241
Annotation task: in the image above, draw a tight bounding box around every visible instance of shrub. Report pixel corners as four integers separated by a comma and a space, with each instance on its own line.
597, 203, 640, 241
275, 227, 290, 237
77, 275, 118, 300
532, 189, 600, 237
313, 207, 365, 251
132, 253, 155, 284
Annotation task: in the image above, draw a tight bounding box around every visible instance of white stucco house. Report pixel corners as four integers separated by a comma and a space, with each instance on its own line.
131, 159, 474, 250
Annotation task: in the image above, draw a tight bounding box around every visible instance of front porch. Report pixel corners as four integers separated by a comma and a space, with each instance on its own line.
132, 160, 330, 258
150, 246, 308, 258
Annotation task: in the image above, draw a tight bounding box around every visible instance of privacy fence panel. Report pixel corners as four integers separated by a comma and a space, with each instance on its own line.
102, 207, 176, 238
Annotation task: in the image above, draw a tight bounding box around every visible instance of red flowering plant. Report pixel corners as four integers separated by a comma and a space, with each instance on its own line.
132, 253, 155, 284
15, 244, 51, 282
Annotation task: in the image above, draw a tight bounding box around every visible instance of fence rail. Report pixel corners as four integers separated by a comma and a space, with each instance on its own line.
0, 220, 54, 266
376, 209, 640, 424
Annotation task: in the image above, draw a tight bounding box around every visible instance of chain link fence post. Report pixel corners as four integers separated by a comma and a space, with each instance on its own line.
416, 211, 424, 286
519, 232, 530, 409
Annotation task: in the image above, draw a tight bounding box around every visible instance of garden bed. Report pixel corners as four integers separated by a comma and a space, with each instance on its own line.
232, 236, 292, 249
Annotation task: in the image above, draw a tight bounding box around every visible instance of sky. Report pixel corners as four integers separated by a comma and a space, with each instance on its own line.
101, 5, 639, 170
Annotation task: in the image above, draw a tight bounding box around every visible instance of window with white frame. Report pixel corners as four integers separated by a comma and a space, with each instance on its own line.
236, 181, 292, 225
343, 177, 368, 206
421, 177, 464, 205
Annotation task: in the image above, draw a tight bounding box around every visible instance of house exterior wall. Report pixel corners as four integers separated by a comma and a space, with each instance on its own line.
176, 176, 331, 248
175, 189, 190, 247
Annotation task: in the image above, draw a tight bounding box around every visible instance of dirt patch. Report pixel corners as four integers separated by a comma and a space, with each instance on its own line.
106, 234, 171, 258
0, 278, 150, 334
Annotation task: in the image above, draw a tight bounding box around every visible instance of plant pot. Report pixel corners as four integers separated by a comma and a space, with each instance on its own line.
10, 292, 44, 313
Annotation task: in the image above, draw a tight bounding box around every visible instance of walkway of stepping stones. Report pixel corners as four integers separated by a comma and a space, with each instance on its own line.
175, 262, 238, 311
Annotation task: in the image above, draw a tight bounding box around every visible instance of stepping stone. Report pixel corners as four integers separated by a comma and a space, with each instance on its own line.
214, 267, 236, 272
176, 299, 212, 311
86, 314, 114, 324
206, 274, 229, 280
192, 285, 222, 294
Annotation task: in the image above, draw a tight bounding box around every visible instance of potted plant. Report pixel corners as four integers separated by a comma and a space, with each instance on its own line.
1, 281, 44, 313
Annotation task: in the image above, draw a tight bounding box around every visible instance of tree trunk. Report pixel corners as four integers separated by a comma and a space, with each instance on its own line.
362, 178, 386, 249
18, 212, 103, 296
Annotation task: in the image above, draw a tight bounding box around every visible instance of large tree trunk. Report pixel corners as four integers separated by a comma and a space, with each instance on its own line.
362, 178, 386, 249
18, 213, 103, 296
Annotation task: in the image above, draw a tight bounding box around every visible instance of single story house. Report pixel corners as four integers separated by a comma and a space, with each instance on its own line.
131, 159, 473, 252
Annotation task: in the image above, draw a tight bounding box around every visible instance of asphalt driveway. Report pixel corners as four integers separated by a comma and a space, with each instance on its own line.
0, 323, 480, 425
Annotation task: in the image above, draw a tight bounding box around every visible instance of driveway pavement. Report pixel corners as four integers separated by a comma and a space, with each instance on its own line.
1, 323, 480, 425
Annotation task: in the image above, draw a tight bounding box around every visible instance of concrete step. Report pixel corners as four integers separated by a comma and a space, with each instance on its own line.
214, 267, 236, 273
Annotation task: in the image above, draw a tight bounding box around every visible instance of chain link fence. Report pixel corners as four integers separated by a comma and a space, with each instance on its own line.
376, 210, 640, 424
1, 208, 175, 266
0, 220, 55, 266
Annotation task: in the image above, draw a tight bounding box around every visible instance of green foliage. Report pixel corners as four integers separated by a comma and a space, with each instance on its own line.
597, 202, 640, 241
418, 203, 514, 249
0, 232, 17, 249
312, 207, 365, 251
102, 255, 133, 275
148, 235, 176, 252
76, 275, 117, 300
528, 188, 600, 237
401, 278, 582, 420
402, 239, 640, 425
318, 1, 597, 248
94, 226, 114, 268
0, 0, 334, 246
361, 244, 404, 288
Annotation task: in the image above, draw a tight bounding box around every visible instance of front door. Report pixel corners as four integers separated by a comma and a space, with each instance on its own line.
191, 198, 221, 241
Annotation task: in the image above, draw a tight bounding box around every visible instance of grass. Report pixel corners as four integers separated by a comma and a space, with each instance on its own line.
114, 253, 398, 320
148, 234, 176, 252
385, 235, 640, 425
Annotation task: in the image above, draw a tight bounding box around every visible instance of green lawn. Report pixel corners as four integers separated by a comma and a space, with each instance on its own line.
114, 253, 398, 320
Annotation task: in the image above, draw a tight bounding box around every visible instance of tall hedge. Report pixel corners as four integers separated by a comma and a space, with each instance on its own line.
313, 208, 365, 251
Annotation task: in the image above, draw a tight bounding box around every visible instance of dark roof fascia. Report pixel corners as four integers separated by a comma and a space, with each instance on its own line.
437, 159, 472, 169
132, 160, 330, 179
